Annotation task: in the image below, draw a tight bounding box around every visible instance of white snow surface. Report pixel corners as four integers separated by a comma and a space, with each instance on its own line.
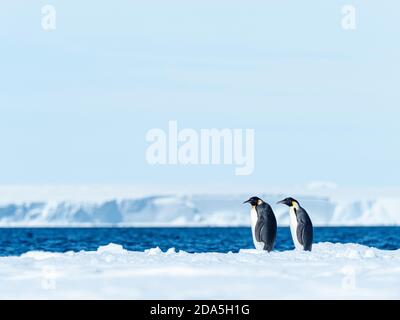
1, 243, 399, 299
1, 192, 400, 226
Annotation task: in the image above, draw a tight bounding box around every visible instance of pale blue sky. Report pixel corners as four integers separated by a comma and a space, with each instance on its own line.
0, 1, 399, 188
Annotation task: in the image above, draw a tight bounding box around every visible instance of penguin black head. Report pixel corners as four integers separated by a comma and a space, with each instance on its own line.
277, 197, 299, 207
243, 196, 264, 206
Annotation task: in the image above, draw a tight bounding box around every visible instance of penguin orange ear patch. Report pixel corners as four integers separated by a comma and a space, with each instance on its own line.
257, 199, 263, 205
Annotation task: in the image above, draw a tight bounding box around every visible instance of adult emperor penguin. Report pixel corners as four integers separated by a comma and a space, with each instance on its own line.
243, 197, 277, 252
277, 197, 313, 251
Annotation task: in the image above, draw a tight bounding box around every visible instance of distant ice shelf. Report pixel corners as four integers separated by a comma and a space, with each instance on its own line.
0, 242, 399, 299
0, 193, 400, 226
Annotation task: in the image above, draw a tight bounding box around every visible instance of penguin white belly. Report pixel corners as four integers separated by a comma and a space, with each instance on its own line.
289, 208, 303, 250
250, 207, 265, 250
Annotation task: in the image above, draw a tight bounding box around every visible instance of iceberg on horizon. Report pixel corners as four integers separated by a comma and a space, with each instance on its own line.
0, 193, 400, 227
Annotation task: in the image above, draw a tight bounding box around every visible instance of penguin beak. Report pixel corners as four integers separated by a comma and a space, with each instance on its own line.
243, 200, 250, 204
277, 200, 285, 205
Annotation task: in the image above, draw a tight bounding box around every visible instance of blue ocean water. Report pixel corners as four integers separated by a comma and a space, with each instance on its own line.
0, 227, 399, 256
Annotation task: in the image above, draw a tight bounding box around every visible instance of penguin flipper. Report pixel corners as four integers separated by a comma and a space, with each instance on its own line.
296, 220, 313, 251
257, 214, 277, 252
254, 216, 264, 242
255, 203, 277, 252
262, 218, 277, 252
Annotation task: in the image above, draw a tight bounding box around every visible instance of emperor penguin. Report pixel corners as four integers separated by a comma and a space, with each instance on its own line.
243, 197, 277, 252
277, 197, 313, 251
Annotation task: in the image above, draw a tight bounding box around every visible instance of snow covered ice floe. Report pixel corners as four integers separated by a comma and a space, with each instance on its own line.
0, 243, 399, 299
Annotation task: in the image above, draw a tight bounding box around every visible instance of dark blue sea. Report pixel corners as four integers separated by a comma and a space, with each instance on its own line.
0, 227, 399, 256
